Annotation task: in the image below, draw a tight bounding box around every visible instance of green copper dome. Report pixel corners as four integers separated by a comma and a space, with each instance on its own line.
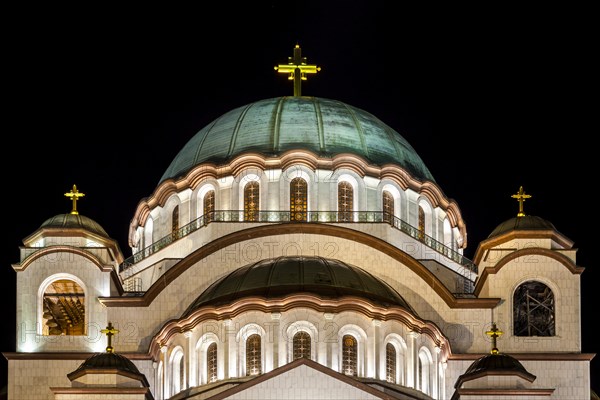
160, 96, 434, 184
40, 213, 109, 238
67, 352, 149, 385
183, 256, 415, 317
455, 353, 536, 387
488, 215, 557, 239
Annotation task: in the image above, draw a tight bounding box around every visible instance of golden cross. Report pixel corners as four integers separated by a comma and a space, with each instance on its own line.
64, 184, 85, 215
100, 322, 119, 353
511, 186, 531, 217
275, 44, 321, 96
485, 322, 503, 355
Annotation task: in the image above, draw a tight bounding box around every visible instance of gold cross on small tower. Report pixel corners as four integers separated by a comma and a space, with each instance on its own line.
64, 184, 85, 215
485, 322, 504, 355
100, 322, 119, 353
275, 44, 321, 97
511, 186, 531, 217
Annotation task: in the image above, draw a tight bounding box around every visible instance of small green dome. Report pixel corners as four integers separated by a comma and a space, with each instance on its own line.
455, 353, 536, 387
67, 352, 147, 384
183, 256, 415, 317
488, 215, 557, 239
160, 96, 434, 184
40, 213, 109, 238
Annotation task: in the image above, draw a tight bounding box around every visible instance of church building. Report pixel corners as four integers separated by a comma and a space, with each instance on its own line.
3, 46, 594, 399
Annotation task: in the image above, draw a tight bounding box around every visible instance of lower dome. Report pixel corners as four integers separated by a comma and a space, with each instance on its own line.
183, 256, 414, 317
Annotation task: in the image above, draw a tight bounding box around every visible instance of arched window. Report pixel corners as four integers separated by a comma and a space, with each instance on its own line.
383, 190, 394, 223
156, 361, 164, 400
386, 343, 396, 383
417, 356, 423, 390
207, 342, 218, 383
418, 205, 425, 241
203, 190, 215, 223
244, 181, 259, 221
179, 355, 185, 391
338, 181, 353, 221
290, 177, 307, 222
341, 334, 357, 376
143, 217, 153, 255
293, 331, 311, 360
246, 334, 262, 375
171, 349, 185, 395
172, 205, 179, 239
42, 279, 85, 335
513, 281, 555, 336
417, 348, 432, 395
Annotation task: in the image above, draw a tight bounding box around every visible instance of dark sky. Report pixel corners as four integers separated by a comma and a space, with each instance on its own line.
2, 2, 597, 393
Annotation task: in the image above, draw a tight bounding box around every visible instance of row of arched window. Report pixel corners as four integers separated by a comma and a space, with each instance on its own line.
156, 330, 413, 399
168, 179, 413, 227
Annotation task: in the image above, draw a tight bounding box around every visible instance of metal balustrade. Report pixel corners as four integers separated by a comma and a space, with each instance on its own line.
119, 211, 477, 278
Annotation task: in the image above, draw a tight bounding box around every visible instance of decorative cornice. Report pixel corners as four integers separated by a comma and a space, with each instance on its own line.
2, 352, 153, 360
453, 388, 555, 397
102, 224, 499, 309
448, 352, 596, 361
13, 245, 113, 272
148, 293, 452, 361
474, 247, 584, 296
50, 387, 152, 399
474, 229, 574, 264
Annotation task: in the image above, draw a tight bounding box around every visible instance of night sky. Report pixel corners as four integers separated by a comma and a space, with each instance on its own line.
2, 2, 597, 393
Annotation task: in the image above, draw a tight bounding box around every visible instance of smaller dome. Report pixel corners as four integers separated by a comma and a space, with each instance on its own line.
455, 353, 536, 388
40, 213, 109, 238
488, 215, 556, 239
183, 256, 415, 317
67, 352, 147, 383
465, 353, 531, 376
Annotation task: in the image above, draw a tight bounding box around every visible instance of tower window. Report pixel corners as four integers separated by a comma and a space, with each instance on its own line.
42, 279, 85, 336
514, 281, 555, 336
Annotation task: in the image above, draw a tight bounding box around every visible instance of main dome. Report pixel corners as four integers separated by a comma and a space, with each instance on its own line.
160, 96, 434, 184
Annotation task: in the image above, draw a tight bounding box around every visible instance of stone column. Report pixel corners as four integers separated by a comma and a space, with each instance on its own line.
160, 345, 168, 399
407, 331, 419, 388
223, 319, 234, 379
371, 319, 381, 380
433, 346, 441, 399
185, 331, 196, 387
269, 313, 281, 371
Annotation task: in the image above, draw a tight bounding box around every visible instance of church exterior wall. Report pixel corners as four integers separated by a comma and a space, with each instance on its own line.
108, 232, 479, 353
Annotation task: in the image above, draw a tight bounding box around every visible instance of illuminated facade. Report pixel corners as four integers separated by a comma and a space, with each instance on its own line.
3, 49, 593, 400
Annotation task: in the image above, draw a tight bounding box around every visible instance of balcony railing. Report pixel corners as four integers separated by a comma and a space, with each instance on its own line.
119, 211, 477, 276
